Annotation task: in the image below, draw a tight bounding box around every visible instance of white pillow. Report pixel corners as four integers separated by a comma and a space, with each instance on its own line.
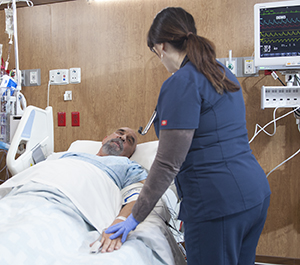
68, 140, 102, 155
130, 141, 158, 171
66, 140, 159, 171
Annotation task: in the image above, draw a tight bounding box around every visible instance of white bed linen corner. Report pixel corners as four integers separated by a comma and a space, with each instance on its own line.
0, 140, 186, 265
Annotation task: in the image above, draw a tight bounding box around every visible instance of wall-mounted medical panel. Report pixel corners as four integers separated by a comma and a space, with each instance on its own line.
217, 57, 259, 77
49, 69, 69, 85
261, 86, 300, 109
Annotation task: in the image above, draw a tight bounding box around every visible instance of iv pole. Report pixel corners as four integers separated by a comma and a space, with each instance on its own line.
0, 0, 28, 144
12, 0, 21, 92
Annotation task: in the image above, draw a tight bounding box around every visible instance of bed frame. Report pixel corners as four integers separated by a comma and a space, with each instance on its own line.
6, 105, 54, 175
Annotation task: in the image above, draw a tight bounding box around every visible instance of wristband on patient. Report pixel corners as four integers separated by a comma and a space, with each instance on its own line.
106, 213, 139, 243
121, 182, 143, 205
116, 216, 126, 221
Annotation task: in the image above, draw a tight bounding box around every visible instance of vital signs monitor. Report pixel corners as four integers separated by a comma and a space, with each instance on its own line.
254, 1, 300, 70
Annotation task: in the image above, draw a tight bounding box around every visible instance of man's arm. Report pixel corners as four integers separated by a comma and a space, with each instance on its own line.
90, 180, 145, 253
105, 129, 195, 243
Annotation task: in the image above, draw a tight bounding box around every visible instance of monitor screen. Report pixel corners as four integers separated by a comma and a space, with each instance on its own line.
254, 1, 300, 70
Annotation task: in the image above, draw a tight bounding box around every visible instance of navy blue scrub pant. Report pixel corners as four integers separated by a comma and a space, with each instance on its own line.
184, 196, 270, 265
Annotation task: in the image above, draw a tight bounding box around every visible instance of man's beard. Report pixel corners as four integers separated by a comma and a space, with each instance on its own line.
101, 138, 124, 156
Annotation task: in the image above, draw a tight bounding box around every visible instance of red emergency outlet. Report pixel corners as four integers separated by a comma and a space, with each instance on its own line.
72, 112, 80, 126
58, 112, 66, 126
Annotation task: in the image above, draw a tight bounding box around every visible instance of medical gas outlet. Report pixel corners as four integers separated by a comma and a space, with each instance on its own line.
217, 57, 258, 77
224, 50, 235, 76
50, 69, 69, 85
226, 50, 238, 76
49, 68, 81, 85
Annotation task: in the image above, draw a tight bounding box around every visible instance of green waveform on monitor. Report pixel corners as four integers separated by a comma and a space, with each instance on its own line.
260, 37, 300, 44
261, 30, 300, 38
261, 10, 300, 16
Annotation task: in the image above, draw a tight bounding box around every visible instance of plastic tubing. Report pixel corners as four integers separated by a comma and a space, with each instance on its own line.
12, 0, 21, 91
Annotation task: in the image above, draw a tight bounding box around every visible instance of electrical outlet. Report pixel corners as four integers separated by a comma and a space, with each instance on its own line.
70, 68, 81, 84
71, 112, 80, 126
49, 69, 69, 85
244, 59, 255, 75
261, 86, 300, 109
58, 112, 66, 126
30, 71, 37, 84
21, 69, 41, 86
64, 91, 72, 101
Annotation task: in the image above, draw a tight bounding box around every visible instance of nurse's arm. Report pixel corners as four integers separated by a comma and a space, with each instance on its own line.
132, 129, 195, 222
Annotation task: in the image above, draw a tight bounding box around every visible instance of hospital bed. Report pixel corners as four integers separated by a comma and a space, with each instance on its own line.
0, 106, 186, 265
6, 105, 54, 176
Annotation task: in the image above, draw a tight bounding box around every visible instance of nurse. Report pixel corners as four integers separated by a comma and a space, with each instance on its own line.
106, 7, 271, 265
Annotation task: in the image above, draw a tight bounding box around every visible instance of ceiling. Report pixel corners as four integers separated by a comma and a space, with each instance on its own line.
0, 0, 76, 10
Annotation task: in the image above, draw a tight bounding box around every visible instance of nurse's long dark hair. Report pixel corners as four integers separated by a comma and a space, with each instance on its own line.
147, 7, 240, 94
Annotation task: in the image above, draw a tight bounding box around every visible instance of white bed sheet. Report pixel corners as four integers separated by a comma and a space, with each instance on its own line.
0, 183, 174, 265
0, 144, 186, 265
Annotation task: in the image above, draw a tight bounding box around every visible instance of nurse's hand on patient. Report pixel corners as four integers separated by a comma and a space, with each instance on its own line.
105, 213, 139, 243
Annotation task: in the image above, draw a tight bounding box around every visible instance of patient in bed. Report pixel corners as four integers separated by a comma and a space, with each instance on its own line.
0, 127, 148, 260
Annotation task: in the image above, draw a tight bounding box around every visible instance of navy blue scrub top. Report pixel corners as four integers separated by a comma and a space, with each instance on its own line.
153, 60, 271, 222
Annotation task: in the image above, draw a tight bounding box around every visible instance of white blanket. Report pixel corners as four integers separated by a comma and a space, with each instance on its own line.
0, 158, 122, 232
0, 158, 186, 265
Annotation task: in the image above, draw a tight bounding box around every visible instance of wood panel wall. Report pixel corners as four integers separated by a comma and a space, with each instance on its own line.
0, 0, 299, 259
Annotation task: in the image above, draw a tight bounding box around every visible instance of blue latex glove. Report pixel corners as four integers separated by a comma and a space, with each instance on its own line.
105, 214, 139, 243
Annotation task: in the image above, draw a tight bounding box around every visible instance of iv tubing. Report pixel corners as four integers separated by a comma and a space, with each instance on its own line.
12, 0, 21, 91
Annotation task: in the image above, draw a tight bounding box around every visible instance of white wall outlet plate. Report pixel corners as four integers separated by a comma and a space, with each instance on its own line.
70, 68, 81, 84
64, 91, 72, 101
21, 69, 41, 86
244, 59, 255, 75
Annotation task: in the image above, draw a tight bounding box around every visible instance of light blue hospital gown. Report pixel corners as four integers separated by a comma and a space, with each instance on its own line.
60, 152, 148, 189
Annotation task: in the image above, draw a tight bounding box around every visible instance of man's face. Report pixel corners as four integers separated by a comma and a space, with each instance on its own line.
98, 127, 137, 158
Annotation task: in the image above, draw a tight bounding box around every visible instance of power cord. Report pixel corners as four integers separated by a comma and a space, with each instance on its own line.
295, 74, 300, 86
249, 107, 300, 177
47, 80, 51, 107
271, 71, 286, 86
152, 193, 184, 240
249, 107, 299, 144
266, 148, 300, 178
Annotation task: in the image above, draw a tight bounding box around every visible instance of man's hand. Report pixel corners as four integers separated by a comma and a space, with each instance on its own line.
105, 213, 139, 243
90, 229, 122, 253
